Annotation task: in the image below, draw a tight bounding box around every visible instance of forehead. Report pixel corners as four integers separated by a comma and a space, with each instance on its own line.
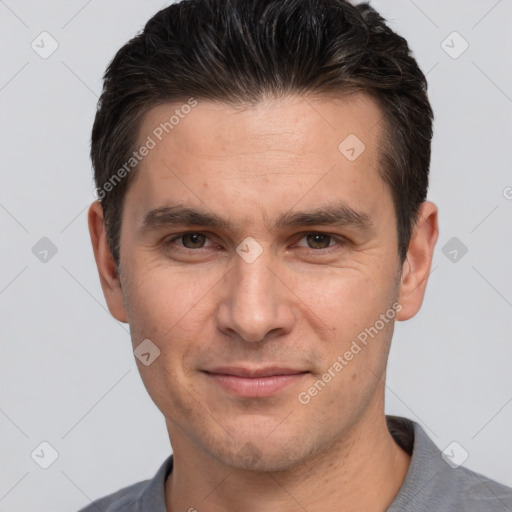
124, 92, 391, 231
137, 92, 383, 162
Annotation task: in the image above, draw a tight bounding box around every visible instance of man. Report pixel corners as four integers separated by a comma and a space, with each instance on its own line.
82, 0, 512, 510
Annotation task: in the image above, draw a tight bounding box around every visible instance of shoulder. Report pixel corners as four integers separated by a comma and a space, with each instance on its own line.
440, 464, 512, 511
387, 416, 512, 512
76, 480, 149, 512
414, 463, 512, 511
76, 455, 173, 512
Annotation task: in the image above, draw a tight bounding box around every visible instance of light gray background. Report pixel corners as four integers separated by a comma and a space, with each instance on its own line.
0, 1, 511, 511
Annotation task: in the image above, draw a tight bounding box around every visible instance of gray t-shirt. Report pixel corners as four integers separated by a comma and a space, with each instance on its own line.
77, 415, 512, 511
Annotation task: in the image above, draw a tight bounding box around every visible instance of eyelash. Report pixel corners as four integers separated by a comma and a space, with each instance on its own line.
164, 231, 346, 254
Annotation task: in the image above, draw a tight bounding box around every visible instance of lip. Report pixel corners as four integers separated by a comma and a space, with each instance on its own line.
203, 367, 309, 397
206, 366, 306, 378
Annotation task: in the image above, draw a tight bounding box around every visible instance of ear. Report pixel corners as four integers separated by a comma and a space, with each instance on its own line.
396, 201, 439, 321
88, 201, 128, 323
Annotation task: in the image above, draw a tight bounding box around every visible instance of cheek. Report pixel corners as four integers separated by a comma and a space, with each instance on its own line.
124, 261, 221, 339
289, 266, 397, 397
288, 265, 388, 333
121, 265, 217, 399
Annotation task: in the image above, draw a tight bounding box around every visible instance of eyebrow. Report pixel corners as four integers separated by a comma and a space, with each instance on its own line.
140, 201, 375, 235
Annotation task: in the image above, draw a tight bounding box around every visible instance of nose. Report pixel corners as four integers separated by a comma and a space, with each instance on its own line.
215, 248, 296, 343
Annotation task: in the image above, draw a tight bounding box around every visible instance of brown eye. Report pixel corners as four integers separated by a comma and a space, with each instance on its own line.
181, 233, 207, 248
305, 233, 333, 249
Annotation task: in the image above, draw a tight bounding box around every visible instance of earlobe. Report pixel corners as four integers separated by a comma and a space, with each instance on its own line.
88, 201, 128, 323
396, 201, 439, 321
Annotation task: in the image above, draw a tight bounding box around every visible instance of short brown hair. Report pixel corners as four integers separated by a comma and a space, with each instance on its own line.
91, 0, 433, 268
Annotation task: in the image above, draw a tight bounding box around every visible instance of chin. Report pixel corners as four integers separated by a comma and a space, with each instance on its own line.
212, 433, 313, 473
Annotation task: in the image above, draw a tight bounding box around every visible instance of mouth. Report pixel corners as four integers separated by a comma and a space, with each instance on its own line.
203, 366, 309, 398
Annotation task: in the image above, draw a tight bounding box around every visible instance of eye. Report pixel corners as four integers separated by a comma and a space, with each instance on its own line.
164, 231, 344, 254
166, 232, 213, 249
295, 233, 342, 251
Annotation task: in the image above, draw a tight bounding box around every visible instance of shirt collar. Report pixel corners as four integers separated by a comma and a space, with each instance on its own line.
138, 415, 435, 511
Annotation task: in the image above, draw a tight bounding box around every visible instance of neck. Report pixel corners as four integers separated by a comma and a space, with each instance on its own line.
165, 408, 411, 512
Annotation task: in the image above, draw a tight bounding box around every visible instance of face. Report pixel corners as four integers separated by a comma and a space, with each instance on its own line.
90, 92, 437, 472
